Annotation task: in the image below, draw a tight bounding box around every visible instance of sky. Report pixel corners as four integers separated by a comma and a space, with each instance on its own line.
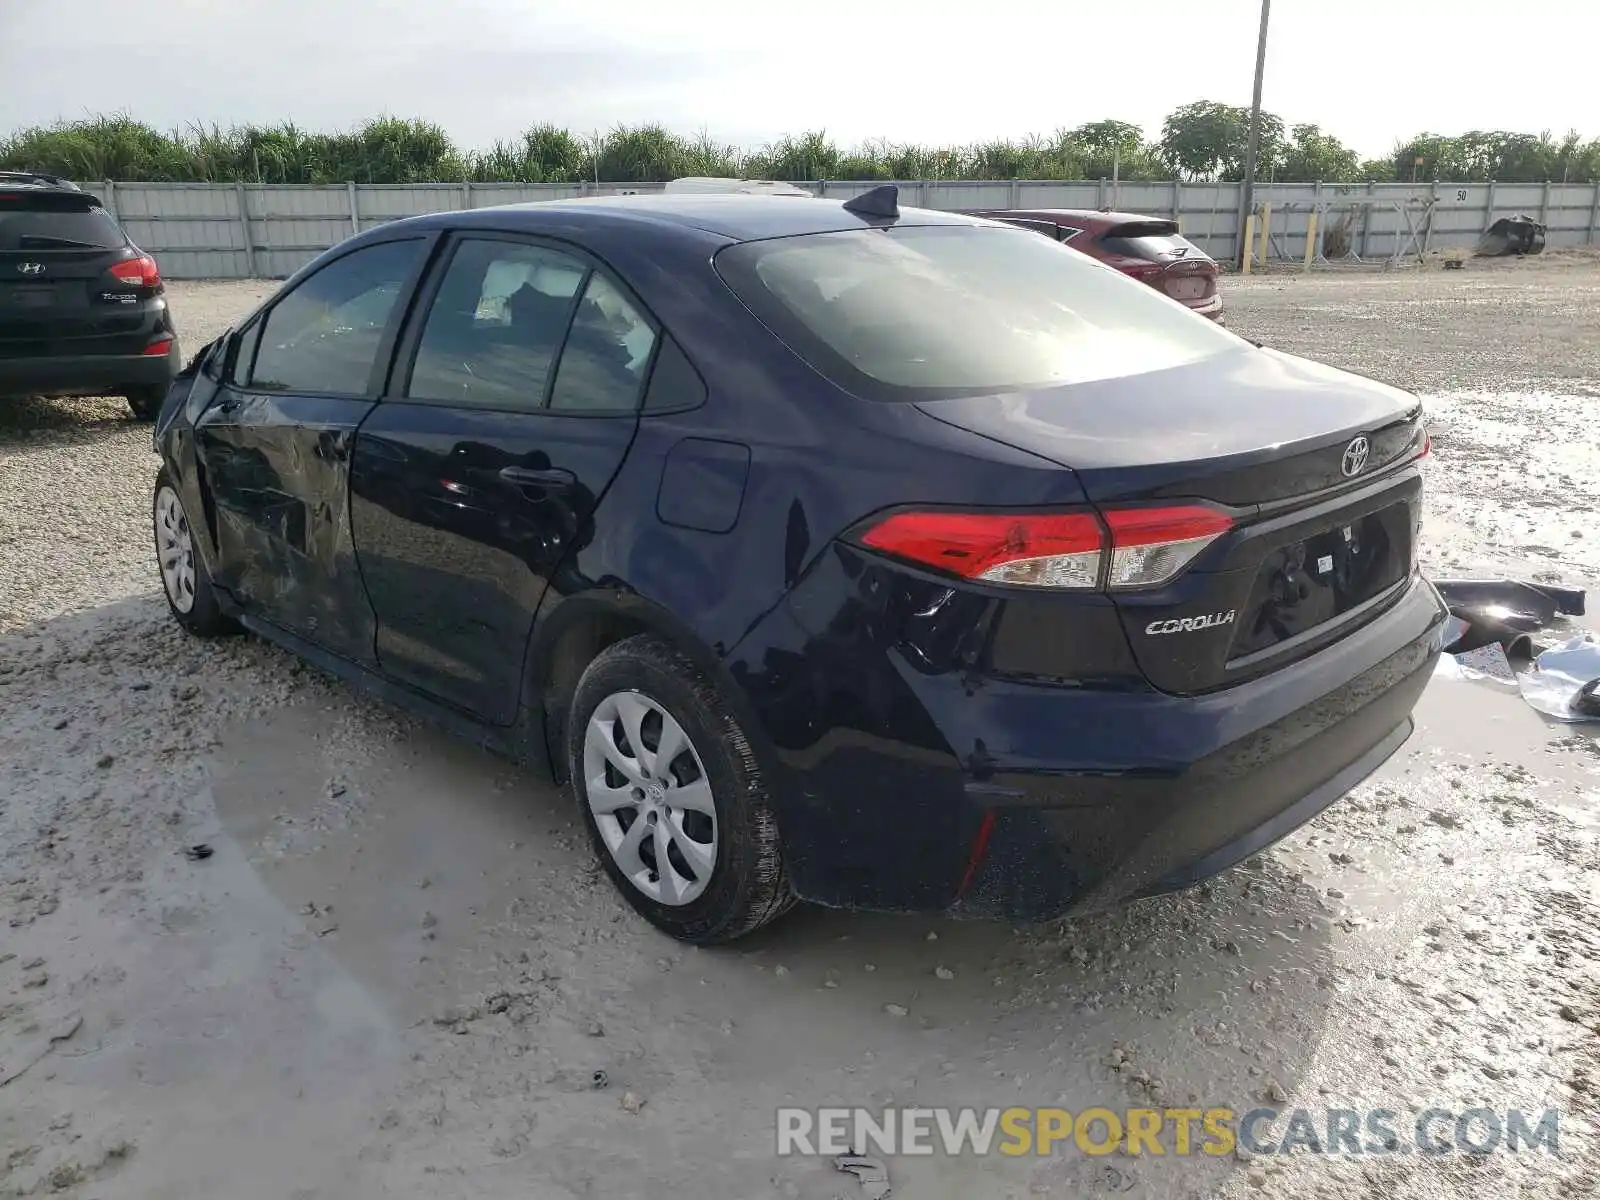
0, 0, 1593, 158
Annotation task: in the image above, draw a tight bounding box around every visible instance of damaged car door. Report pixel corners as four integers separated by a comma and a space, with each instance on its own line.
193, 235, 432, 664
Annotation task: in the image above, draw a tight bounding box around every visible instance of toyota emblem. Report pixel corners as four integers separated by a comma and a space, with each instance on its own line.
1340, 436, 1371, 477
17, 262, 45, 275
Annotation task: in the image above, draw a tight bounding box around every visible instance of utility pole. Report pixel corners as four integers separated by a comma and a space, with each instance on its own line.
1239, 0, 1272, 266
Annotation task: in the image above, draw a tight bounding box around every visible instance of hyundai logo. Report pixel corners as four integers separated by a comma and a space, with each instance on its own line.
17, 262, 45, 276
1340, 436, 1371, 477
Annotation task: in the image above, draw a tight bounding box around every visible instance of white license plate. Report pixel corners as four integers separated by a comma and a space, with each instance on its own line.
1167, 277, 1207, 300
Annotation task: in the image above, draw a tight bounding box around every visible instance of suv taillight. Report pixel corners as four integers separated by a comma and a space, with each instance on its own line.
110, 255, 161, 289
856, 505, 1232, 591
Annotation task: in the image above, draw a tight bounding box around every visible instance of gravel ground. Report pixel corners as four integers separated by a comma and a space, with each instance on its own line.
3, 261, 1600, 1199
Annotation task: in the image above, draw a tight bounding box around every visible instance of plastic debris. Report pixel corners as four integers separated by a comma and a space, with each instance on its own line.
183, 844, 214, 861
834, 1154, 893, 1200
1475, 215, 1546, 257
1433, 642, 1517, 687
1516, 636, 1600, 721
1432, 578, 1584, 658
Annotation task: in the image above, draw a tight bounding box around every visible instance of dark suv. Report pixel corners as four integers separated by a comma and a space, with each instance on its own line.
0, 172, 180, 419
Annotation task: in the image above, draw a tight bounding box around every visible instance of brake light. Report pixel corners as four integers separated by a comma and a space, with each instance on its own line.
142, 338, 173, 357
1418, 431, 1431, 458
856, 504, 1232, 591
110, 254, 161, 289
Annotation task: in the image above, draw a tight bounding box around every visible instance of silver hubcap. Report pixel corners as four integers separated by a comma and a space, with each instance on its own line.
155, 486, 196, 614
583, 690, 717, 907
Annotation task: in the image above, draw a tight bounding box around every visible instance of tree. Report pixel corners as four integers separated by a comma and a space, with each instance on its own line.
1276, 124, 1361, 182
1062, 120, 1165, 179
1159, 100, 1284, 180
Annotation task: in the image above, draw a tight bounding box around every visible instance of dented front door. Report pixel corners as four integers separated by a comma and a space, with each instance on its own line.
197, 390, 380, 663
193, 236, 431, 666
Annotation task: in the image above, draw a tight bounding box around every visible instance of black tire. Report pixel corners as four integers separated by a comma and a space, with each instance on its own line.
567, 634, 795, 944
125, 385, 165, 421
152, 466, 238, 637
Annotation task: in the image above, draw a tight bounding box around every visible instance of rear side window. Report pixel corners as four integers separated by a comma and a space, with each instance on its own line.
406, 238, 587, 411
716, 225, 1239, 401
0, 195, 125, 251
1098, 221, 1205, 263
548, 273, 658, 413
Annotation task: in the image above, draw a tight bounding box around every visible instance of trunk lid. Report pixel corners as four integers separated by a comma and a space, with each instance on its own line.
915, 347, 1428, 693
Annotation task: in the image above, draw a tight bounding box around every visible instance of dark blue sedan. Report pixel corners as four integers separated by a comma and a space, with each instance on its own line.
151, 187, 1448, 943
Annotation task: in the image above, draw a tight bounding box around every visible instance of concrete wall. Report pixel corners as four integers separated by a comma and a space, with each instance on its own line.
84, 178, 1600, 280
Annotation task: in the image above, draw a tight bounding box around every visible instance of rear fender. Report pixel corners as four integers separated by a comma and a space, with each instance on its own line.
522, 586, 777, 786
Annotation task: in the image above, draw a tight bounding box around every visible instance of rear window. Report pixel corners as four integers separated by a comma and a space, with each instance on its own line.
0, 195, 126, 251
715, 224, 1239, 400
1099, 221, 1205, 263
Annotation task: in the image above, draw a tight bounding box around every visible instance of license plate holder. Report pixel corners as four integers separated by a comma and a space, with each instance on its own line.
1229, 503, 1410, 660
8, 285, 60, 308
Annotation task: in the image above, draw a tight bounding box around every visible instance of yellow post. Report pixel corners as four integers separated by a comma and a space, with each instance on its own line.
1257, 203, 1272, 266
1241, 213, 1257, 274
1303, 211, 1319, 272
1175, 215, 1185, 235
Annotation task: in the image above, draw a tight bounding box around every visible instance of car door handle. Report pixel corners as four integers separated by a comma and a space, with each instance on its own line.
500, 466, 576, 491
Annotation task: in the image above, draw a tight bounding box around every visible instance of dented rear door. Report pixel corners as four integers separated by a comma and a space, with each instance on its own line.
193, 236, 432, 665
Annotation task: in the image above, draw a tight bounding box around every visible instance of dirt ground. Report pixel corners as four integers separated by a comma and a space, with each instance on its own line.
3, 259, 1600, 1199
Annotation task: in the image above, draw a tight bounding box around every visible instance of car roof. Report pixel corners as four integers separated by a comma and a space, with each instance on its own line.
396, 192, 990, 243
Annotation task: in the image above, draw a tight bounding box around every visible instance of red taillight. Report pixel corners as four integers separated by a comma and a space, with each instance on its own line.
860, 511, 1104, 588
110, 254, 161, 289
1418, 431, 1431, 459
856, 504, 1232, 591
142, 338, 173, 357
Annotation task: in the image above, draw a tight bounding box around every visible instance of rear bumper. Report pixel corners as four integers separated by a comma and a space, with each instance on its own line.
1186, 292, 1225, 320
0, 350, 177, 399
734, 554, 1448, 923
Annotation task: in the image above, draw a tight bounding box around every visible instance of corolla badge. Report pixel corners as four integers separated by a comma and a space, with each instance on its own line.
1145, 610, 1236, 636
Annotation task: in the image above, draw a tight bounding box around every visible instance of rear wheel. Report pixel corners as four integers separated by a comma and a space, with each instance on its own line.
567, 634, 794, 944
125, 385, 164, 421
153, 467, 237, 637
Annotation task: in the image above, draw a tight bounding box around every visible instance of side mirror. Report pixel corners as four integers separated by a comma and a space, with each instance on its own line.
204, 328, 244, 382
196, 331, 227, 381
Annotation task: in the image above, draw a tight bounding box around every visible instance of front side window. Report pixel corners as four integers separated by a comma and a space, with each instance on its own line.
250, 239, 423, 394
406, 238, 587, 410
715, 224, 1242, 401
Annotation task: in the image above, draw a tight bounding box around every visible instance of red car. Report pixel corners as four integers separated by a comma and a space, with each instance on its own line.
971, 208, 1224, 322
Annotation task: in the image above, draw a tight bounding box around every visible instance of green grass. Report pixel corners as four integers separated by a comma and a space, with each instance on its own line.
3, 112, 1595, 185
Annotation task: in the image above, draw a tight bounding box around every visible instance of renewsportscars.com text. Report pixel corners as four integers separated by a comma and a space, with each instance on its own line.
776, 1106, 1562, 1158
